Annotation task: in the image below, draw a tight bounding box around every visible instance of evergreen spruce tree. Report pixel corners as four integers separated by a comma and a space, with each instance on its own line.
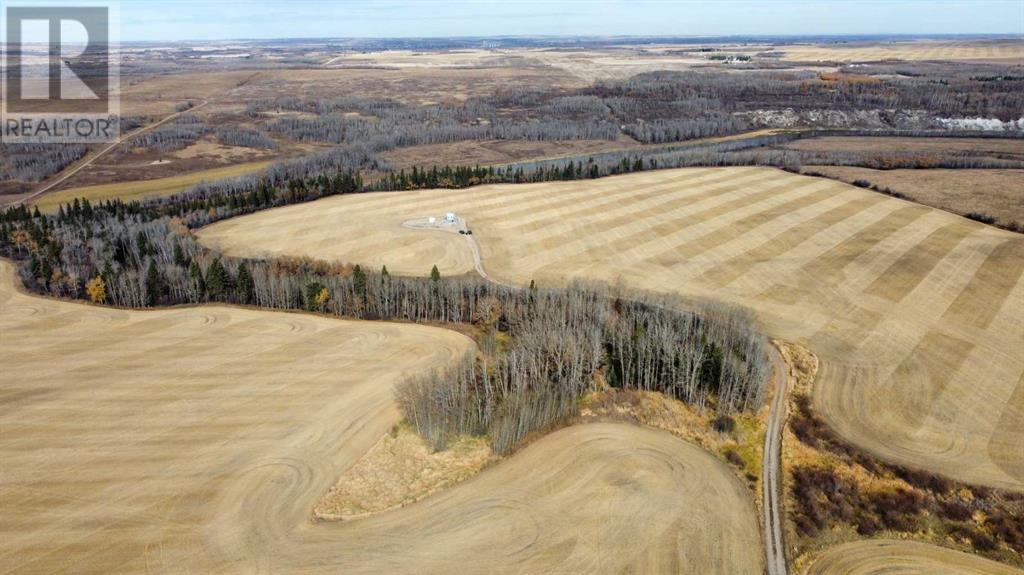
144, 260, 163, 307
205, 258, 232, 299
173, 243, 188, 267
136, 231, 150, 258
188, 261, 206, 298
235, 261, 255, 304
352, 264, 367, 297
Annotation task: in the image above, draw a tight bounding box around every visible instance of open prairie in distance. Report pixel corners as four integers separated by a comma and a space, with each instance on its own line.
776, 40, 1024, 62
806, 539, 1024, 575
201, 167, 1024, 490
0, 259, 763, 574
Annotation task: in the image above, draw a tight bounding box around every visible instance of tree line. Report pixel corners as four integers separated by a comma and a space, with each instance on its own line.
0, 160, 771, 457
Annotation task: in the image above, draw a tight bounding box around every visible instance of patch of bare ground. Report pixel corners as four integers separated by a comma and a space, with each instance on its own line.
803, 166, 1024, 230
778, 342, 1024, 572
314, 424, 495, 521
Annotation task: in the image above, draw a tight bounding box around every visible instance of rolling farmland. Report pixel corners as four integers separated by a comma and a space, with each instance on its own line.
0, 259, 762, 574
202, 167, 1024, 491
807, 540, 1024, 575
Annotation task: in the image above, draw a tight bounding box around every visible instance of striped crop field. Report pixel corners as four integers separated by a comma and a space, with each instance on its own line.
201, 166, 1024, 490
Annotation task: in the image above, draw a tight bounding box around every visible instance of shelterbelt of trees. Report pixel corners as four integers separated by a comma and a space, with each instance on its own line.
0, 159, 771, 455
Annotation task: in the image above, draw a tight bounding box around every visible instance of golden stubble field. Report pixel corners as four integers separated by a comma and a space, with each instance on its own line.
807, 539, 1024, 575
201, 167, 1024, 493
0, 259, 763, 574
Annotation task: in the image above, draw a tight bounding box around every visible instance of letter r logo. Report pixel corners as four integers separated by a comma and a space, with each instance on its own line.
4, 6, 110, 113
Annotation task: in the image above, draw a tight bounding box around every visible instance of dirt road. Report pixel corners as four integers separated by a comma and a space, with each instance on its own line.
762, 347, 790, 575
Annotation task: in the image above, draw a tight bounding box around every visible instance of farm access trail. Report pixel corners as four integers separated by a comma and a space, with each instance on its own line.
201, 166, 1024, 491
0, 258, 763, 574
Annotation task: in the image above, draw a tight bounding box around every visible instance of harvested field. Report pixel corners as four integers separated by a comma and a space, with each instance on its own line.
0, 259, 762, 574
202, 167, 1024, 490
802, 167, 1024, 227
785, 137, 1024, 161
32, 160, 274, 212
806, 539, 1024, 574
777, 40, 1024, 62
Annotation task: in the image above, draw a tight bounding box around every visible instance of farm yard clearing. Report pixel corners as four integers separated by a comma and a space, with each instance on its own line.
0, 257, 763, 574
201, 166, 1024, 492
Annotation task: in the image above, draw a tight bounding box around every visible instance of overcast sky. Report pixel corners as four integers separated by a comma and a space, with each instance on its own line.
116, 0, 1024, 42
